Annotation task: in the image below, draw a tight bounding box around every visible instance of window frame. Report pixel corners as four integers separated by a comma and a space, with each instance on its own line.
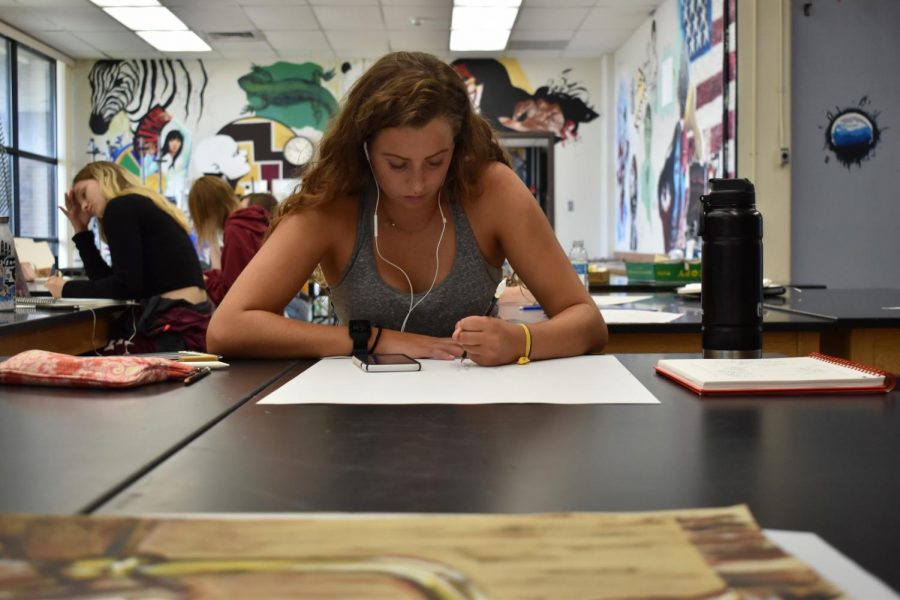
0, 33, 59, 254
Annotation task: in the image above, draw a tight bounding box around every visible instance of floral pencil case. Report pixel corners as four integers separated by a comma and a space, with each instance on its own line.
0, 349, 196, 388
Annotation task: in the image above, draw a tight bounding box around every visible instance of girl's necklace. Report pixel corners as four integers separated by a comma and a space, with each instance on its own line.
380, 201, 441, 234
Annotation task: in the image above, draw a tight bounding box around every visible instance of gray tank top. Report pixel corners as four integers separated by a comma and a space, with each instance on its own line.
329, 190, 503, 337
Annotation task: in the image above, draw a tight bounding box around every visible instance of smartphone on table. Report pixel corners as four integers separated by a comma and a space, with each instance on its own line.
352, 353, 422, 372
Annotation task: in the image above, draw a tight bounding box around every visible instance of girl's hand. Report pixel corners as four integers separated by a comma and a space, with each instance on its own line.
45, 272, 66, 299
452, 316, 524, 366
60, 190, 91, 233
376, 329, 464, 361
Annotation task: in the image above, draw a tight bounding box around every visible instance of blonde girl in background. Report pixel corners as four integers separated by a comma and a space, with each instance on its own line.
47, 161, 211, 353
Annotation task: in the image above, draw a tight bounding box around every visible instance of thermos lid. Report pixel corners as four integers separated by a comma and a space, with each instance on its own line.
701, 178, 756, 208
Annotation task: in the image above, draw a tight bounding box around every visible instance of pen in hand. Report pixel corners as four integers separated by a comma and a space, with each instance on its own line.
460, 279, 508, 363
183, 366, 212, 386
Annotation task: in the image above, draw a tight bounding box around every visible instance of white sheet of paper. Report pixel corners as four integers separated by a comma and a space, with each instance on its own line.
14, 237, 55, 269
600, 309, 683, 323
765, 529, 900, 599
258, 355, 660, 405
592, 294, 652, 306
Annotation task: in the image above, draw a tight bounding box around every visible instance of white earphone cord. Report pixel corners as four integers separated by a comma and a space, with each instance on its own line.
367, 143, 446, 332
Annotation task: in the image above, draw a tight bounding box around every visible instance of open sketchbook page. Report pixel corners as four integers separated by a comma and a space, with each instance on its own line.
259, 355, 660, 405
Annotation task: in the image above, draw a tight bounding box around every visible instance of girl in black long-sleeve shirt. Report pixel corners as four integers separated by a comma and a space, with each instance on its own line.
47, 161, 212, 353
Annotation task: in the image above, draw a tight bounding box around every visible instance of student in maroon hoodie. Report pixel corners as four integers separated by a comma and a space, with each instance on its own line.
188, 176, 270, 306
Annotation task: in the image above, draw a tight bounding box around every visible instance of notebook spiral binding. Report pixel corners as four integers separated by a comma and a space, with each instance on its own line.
810, 352, 896, 390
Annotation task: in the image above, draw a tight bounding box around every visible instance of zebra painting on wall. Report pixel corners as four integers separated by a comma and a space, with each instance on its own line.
88, 59, 209, 137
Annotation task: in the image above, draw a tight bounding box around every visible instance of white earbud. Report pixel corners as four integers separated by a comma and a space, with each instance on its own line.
365, 138, 447, 333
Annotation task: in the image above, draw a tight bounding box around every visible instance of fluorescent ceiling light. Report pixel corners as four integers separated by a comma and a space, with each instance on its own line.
104, 7, 187, 31
449, 2, 519, 52
452, 7, 518, 31
137, 31, 211, 52
450, 29, 511, 52
91, 0, 160, 6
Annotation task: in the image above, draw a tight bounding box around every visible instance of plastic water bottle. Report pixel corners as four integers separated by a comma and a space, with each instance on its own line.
568, 240, 589, 290
0, 216, 16, 311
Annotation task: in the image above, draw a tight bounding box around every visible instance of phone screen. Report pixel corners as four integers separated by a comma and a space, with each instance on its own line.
353, 353, 421, 372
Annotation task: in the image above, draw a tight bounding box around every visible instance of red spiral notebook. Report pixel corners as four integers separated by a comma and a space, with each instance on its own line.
655, 353, 896, 396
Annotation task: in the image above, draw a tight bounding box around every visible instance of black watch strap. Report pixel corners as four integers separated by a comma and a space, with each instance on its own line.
348, 319, 371, 357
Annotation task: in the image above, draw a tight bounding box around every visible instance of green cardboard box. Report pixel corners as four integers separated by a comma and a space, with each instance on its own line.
625, 261, 701, 283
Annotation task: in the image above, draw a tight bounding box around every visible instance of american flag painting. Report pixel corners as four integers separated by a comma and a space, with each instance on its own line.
613, 0, 736, 254
681, 0, 736, 177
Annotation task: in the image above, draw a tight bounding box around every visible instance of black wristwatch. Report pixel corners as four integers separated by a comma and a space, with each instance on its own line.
348, 319, 371, 357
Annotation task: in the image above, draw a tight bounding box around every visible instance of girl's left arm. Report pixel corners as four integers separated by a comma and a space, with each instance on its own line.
453, 163, 607, 365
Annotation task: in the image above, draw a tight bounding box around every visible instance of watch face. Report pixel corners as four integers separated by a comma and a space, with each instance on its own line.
283, 136, 315, 166
349, 320, 371, 336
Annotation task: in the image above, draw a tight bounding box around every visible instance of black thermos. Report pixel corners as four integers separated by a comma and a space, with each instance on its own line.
699, 178, 763, 358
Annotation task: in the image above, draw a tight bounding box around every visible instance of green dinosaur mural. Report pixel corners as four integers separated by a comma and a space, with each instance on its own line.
238, 61, 338, 131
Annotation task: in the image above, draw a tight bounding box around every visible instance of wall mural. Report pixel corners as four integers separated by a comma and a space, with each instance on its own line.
821, 96, 884, 169
82, 58, 342, 206
85, 59, 208, 203
238, 61, 338, 130
450, 58, 598, 143
615, 0, 735, 255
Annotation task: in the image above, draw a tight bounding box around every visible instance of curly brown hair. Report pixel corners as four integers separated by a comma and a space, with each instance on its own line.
272, 51, 510, 232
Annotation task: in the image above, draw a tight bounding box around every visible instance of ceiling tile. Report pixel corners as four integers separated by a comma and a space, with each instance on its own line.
502, 49, 562, 59
387, 29, 448, 52
9, 0, 93, 5
73, 30, 156, 53
308, 0, 378, 5
325, 28, 386, 48
218, 47, 279, 59
0, 8, 62, 31
166, 6, 256, 33
515, 8, 589, 31
568, 28, 629, 52
510, 29, 575, 43
523, 0, 597, 6
581, 7, 652, 30
265, 30, 331, 50
208, 39, 273, 53
380, 0, 446, 5
237, 0, 311, 5
382, 5, 449, 30
161, 0, 240, 5
312, 5, 384, 29
44, 7, 125, 31
29, 31, 103, 59
243, 5, 319, 30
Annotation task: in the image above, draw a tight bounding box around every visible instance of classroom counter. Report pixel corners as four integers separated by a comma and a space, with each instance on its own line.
0, 303, 127, 356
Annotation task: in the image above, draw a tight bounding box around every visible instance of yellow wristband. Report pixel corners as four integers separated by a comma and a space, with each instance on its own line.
517, 323, 532, 365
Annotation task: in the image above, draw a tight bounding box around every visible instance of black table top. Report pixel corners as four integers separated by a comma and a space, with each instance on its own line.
504, 292, 833, 333
0, 359, 296, 514
97, 353, 900, 590
0, 303, 126, 335
764, 287, 900, 326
